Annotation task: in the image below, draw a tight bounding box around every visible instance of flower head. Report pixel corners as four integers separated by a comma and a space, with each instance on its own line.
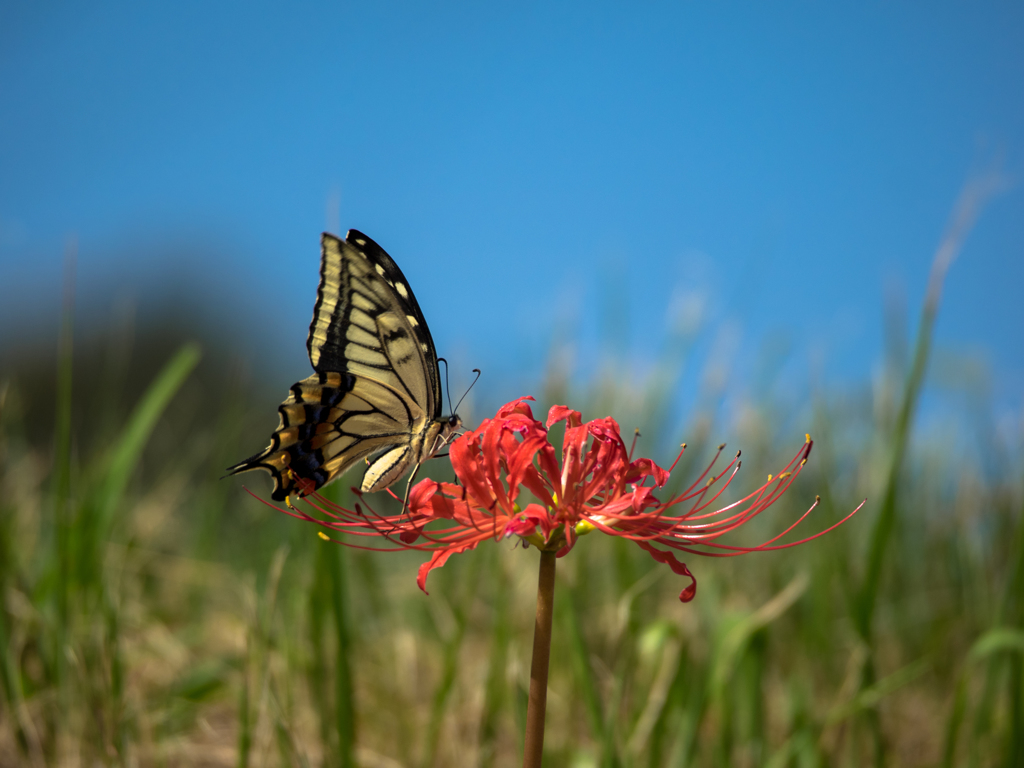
260, 397, 861, 601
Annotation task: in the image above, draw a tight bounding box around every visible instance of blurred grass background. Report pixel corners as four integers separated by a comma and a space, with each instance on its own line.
1, 204, 1022, 768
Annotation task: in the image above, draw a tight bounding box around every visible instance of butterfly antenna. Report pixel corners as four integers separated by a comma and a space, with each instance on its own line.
453, 369, 482, 415
438, 357, 454, 415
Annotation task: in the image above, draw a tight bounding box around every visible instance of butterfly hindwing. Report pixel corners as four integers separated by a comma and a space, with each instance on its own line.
227, 230, 458, 502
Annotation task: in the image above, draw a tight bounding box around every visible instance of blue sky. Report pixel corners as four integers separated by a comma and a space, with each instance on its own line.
1, 2, 1022, 421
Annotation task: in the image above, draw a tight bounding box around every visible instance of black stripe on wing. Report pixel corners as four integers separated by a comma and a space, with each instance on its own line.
307, 234, 350, 374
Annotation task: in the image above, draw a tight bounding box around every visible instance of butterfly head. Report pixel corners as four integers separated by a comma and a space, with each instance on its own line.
438, 413, 462, 449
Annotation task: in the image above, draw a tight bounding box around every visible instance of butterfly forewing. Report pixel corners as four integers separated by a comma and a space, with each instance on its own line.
227, 230, 455, 502
308, 232, 441, 416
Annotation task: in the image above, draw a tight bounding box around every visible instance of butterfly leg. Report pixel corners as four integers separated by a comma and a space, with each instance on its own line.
400, 462, 423, 517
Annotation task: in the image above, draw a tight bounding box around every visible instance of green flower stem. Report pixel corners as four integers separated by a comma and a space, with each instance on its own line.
523, 548, 557, 768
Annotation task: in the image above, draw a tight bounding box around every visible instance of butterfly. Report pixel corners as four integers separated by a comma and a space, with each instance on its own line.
227, 230, 461, 503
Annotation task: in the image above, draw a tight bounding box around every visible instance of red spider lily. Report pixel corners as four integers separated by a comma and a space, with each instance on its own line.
258, 397, 862, 601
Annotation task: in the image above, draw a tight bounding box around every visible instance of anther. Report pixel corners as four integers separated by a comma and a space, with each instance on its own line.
318, 531, 330, 541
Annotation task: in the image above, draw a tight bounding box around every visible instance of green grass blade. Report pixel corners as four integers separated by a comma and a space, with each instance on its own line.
1005, 654, 1023, 768
825, 657, 930, 726
53, 240, 76, 641
327, 543, 356, 768
95, 342, 201, 528
847, 173, 1004, 767
423, 552, 483, 768
710, 574, 807, 700
998, 491, 1024, 626
308, 537, 335, 763
654, 653, 705, 768
943, 628, 1024, 766
967, 629, 1024, 661
625, 629, 682, 760
237, 631, 252, 768
563, 580, 620, 768
478, 554, 511, 768
855, 174, 1003, 641
942, 673, 969, 768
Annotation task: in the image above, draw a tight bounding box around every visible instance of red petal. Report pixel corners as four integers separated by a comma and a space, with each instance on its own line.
451, 434, 499, 513
497, 397, 536, 420
535, 440, 562, 494
636, 542, 697, 602
503, 515, 537, 538
630, 484, 660, 512
519, 502, 556, 539
408, 479, 441, 514
415, 540, 480, 594
546, 404, 581, 428
426, 494, 458, 520
517, 465, 556, 507
630, 457, 669, 486
507, 433, 554, 495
